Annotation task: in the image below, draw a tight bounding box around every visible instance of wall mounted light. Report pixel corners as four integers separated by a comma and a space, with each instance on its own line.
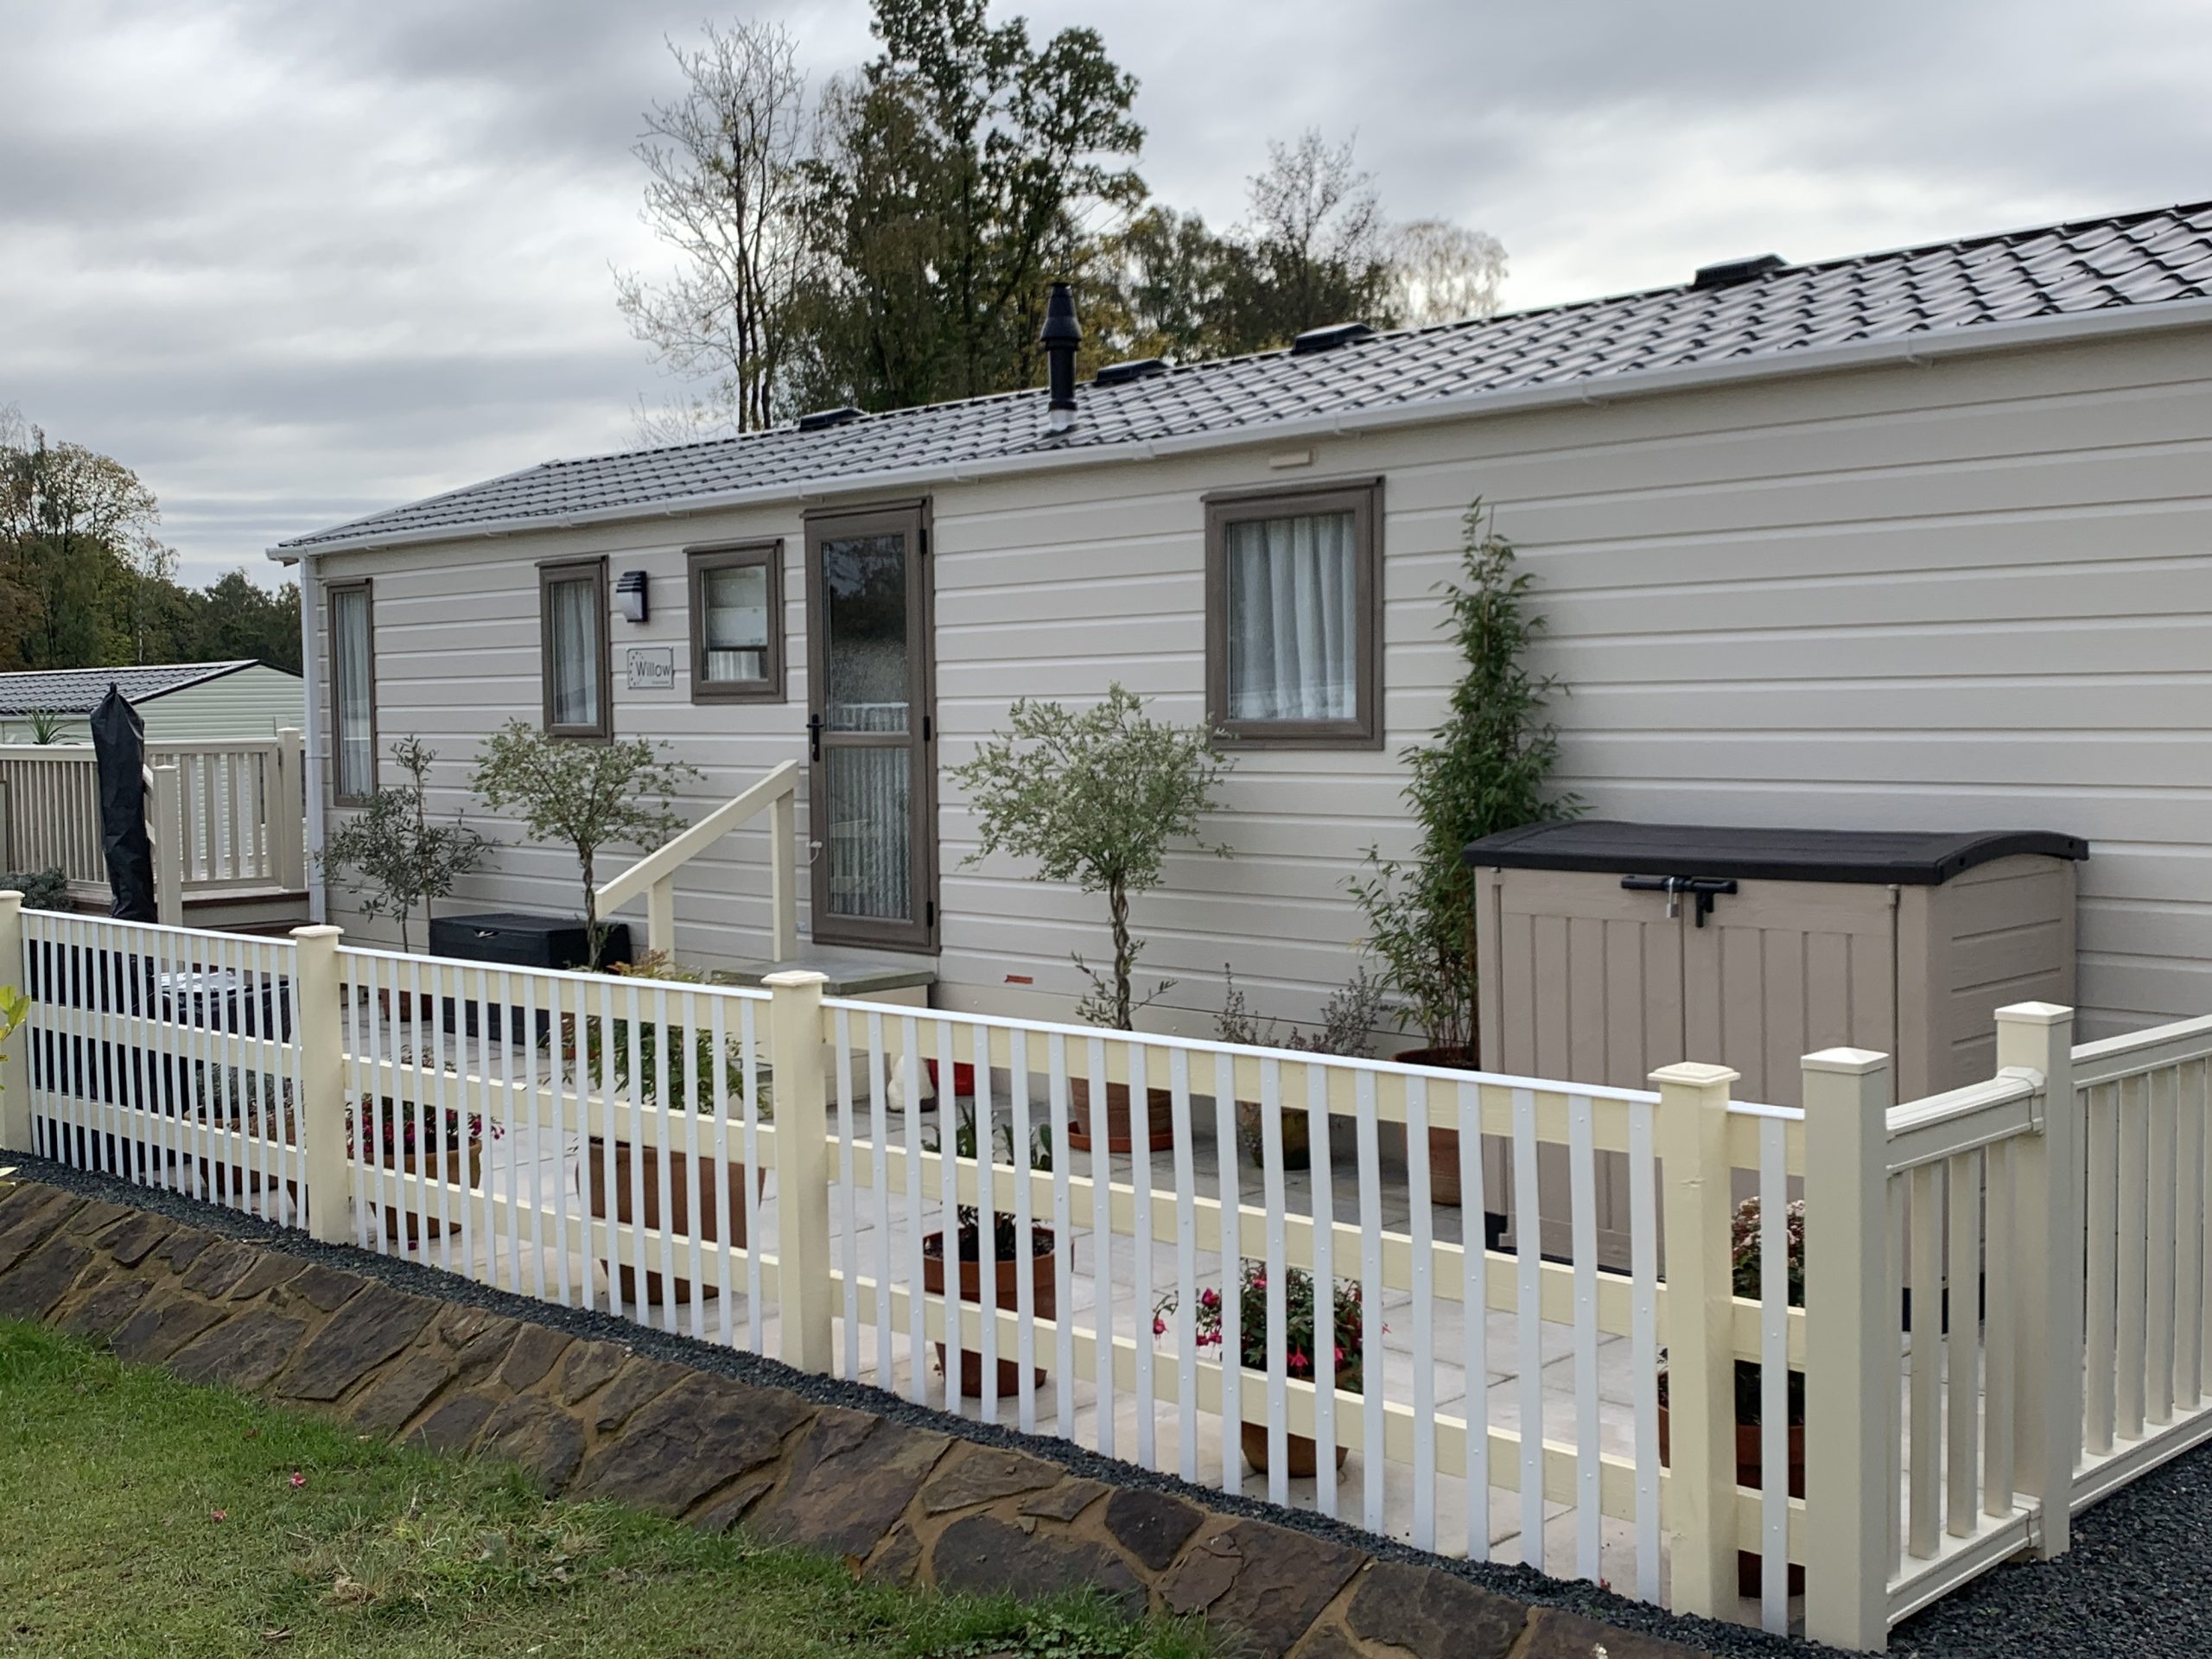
615, 569, 649, 624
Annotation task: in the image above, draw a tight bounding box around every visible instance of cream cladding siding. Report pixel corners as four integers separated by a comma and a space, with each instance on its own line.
311, 323, 2212, 1044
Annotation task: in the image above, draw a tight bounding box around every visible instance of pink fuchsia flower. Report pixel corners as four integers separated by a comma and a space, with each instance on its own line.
1152, 1315, 1166, 1337
1287, 1347, 1310, 1375
1199, 1287, 1219, 1308
289, 1471, 307, 1489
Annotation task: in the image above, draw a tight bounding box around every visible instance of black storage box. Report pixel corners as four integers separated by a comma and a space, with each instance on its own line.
429, 912, 631, 1041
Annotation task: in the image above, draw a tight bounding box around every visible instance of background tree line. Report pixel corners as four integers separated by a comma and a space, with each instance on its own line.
0, 406, 301, 676
620, 0, 1508, 436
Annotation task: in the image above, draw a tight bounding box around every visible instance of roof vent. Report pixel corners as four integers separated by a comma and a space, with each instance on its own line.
797, 405, 864, 432
1092, 357, 1169, 387
1691, 253, 1785, 290
1288, 321, 1375, 356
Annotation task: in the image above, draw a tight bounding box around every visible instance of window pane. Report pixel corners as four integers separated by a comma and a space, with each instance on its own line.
331, 587, 373, 798
701, 563, 770, 683
824, 746, 910, 920
821, 533, 907, 733
547, 575, 601, 728
1225, 510, 1357, 721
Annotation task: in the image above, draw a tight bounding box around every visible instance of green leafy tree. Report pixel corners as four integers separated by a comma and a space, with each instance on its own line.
321, 737, 489, 952
1351, 503, 1578, 1058
949, 684, 1229, 1029
471, 723, 700, 969
183, 571, 303, 673
0, 407, 168, 671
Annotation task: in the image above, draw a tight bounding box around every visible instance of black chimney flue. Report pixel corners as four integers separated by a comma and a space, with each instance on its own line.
1041, 280, 1080, 430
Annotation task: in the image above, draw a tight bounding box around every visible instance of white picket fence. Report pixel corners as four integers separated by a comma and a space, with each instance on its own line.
4, 899, 2212, 1649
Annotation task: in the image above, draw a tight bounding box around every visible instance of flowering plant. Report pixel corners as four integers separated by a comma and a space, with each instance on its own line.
346, 1096, 502, 1162
1658, 1194, 1806, 1425
1156, 1260, 1365, 1395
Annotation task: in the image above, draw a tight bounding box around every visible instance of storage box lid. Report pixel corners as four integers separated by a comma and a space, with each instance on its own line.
1462, 820, 2088, 886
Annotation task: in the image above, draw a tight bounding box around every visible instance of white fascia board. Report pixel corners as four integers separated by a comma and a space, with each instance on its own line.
264, 297, 2212, 563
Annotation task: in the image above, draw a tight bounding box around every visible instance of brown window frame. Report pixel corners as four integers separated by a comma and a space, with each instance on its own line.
538, 556, 613, 741
327, 577, 378, 806
1204, 476, 1383, 750
687, 540, 785, 704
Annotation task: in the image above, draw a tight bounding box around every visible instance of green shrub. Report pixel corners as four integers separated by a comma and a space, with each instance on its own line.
0, 868, 69, 911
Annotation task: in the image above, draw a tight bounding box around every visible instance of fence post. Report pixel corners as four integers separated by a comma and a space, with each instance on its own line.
291, 925, 348, 1244
0, 891, 27, 1154
766, 969, 833, 1372
150, 762, 184, 928
273, 728, 307, 892
1802, 1046, 1894, 1651
1653, 1059, 1742, 1618
1999, 1001, 2079, 1557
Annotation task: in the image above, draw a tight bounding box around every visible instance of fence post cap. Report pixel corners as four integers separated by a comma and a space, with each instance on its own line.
1649, 1060, 1738, 1090
0, 890, 20, 906
1995, 1001, 2072, 1026
762, 969, 830, 992
1802, 1046, 1889, 1075
289, 924, 345, 943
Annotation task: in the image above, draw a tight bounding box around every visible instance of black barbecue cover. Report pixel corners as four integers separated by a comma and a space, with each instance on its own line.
91, 684, 156, 921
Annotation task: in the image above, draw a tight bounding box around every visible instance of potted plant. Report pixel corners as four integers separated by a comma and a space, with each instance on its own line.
1160, 1261, 1364, 1477
1217, 965, 1387, 1171
347, 1095, 497, 1243
1656, 1194, 1807, 1596
1349, 502, 1577, 1204
472, 721, 700, 970
921, 1096, 1057, 1397
948, 684, 1230, 1153
564, 951, 770, 1306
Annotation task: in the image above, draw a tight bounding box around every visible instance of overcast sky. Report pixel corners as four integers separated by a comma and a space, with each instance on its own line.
4, 0, 2209, 587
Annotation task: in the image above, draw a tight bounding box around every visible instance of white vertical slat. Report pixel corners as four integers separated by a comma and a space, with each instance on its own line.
1945, 1149, 1982, 1541
1307, 1060, 1337, 1518
1214, 1048, 1242, 1497
2177, 1063, 2206, 1410
869, 1010, 893, 1386
1261, 1055, 1288, 1507
346, 957, 371, 1249
547, 975, 574, 1309
1908, 1163, 1942, 1560
1131, 1042, 1156, 1469
2198, 1061, 2212, 1410
365, 953, 391, 1255
973, 1020, 999, 1418
1570, 1092, 1601, 1583
836, 1007, 860, 1380
1012, 1027, 1039, 1435
1887, 1172, 1905, 1576
424, 957, 455, 1273
1406, 1075, 1436, 1553
2084, 1080, 2119, 1454
1629, 1096, 1660, 1601
901, 1014, 926, 1397
526, 974, 551, 1299
1512, 1086, 1544, 1569
1084, 1035, 1117, 1458
708, 992, 734, 1344
740, 996, 764, 1352
2148, 1065, 2178, 1427
1983, 1138, 2015, 1515
2118, 1072, 2149, 1442
652, 983, 677, 1332
598, 979, 626, 1321
1171, 1046, 1198, 1481
1050, 1033, 1076, 1441
1758, 1115, 1789, 1632
676, 987, 702, 1341
1357, 1068, 1385, 1535
937, 1019, 963, 1410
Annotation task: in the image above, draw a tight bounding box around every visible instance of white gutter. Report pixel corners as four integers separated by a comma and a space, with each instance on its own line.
263, 296, 2212, 563
288, 550, 328, 923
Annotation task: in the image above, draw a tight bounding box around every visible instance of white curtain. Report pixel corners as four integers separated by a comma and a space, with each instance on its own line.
1225, 509, 1357, 721
702, 564, 768, 683
332, 587, 373, 797
549, 576, 600, 727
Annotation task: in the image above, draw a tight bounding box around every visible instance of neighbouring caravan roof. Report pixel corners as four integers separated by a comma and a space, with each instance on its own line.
0, 661, 262, 715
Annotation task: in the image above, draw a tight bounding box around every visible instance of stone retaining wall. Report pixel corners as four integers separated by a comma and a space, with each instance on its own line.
0, 1175, 1712, 1659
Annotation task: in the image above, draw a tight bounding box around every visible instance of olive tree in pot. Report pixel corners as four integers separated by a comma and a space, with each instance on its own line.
471, 721, 699, 970
949, 685, 1230, 1153
1349, 501, 1576, 1204
321, 734, 490, 954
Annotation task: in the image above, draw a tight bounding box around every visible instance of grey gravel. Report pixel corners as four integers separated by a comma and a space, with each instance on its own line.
30, 1150, 2203, 1657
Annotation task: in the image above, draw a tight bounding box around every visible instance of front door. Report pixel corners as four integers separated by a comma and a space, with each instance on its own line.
804, 503, 935, 950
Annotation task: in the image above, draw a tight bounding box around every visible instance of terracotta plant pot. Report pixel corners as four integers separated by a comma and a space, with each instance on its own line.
1065, 1077, 1176, 1154
1234, 1099, 1312, 1171
1656, 1402, 1807, 1596
584, 1138, 761, 1306
1394, 1045, 1479, 1207
924, 1058, 975, 1100
922, 1229, 1058, 1397
366, 1139, 482, 1243
1240, 1421, 1350, 1478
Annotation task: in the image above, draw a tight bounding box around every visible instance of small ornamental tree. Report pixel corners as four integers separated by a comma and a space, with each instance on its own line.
320, 736, 489, 952
471, 722, 699, 969
1350, 501, 1578, 1059
949, 684, 1230, 1030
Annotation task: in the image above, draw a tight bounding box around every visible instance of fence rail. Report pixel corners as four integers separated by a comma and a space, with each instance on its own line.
7, 899, 2212, 1649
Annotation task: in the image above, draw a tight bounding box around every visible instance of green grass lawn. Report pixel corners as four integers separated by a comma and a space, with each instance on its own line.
0, 1320, 1208, 1658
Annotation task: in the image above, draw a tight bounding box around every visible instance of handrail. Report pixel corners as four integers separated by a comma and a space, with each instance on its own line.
2073, 1012, 2212, 1088
1884, 1067, 2043, 1173
594, 758, 799, 962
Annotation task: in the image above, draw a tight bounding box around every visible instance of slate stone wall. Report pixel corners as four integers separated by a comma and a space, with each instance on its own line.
0, 1177, 1708, 1659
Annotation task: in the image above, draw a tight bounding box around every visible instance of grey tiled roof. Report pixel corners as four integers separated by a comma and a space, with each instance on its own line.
282, 200, 2212, 553
0, 661, 257, 716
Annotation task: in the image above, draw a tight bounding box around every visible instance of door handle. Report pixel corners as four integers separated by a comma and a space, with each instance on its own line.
807, 713, 823, 762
